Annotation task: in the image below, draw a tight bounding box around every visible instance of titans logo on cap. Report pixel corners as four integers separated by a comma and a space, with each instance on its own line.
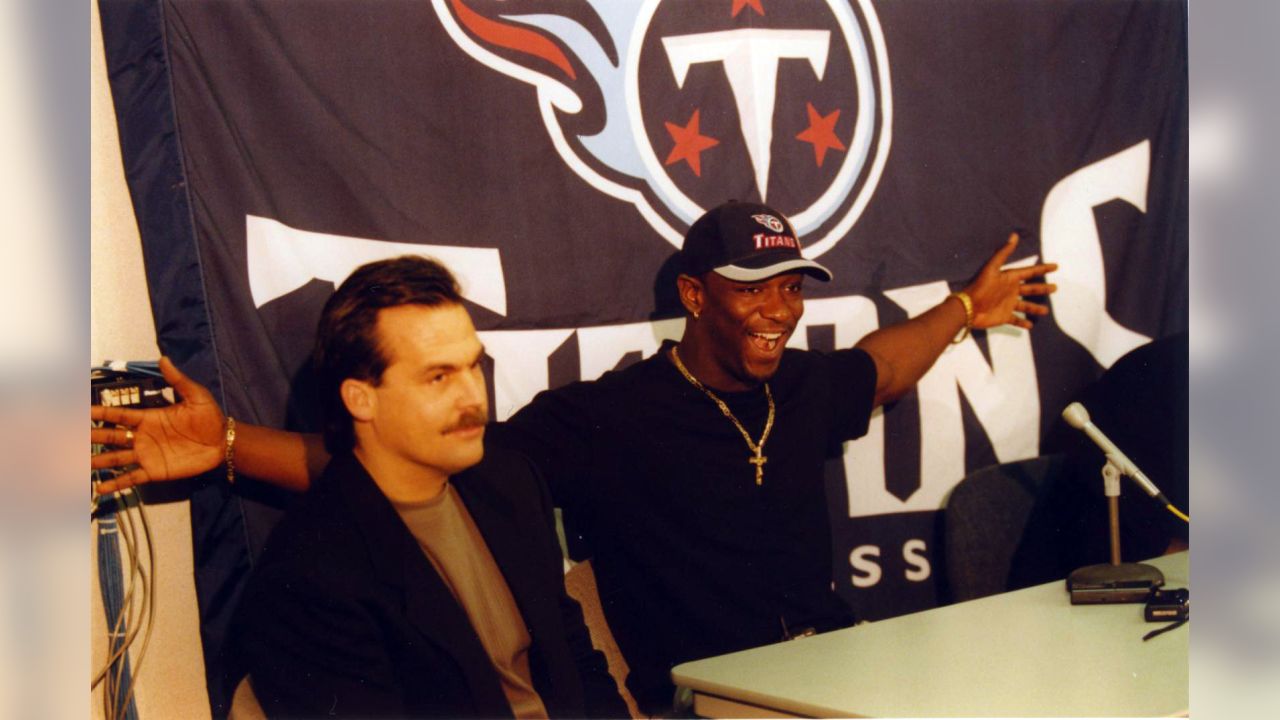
751, 214, 786, 233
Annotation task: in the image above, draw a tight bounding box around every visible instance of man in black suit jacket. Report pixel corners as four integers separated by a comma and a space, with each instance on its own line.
227, 257, 626, 718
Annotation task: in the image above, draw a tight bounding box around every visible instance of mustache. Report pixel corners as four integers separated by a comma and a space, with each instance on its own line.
443, 408, 489, 433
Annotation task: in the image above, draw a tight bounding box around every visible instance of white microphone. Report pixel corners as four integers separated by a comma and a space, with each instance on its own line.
1061, 402, 1167, 502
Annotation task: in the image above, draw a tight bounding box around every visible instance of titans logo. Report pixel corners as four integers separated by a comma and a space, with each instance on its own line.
433, 0, 891, 256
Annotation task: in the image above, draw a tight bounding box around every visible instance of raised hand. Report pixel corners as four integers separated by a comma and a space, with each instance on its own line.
91, 356, 226, 493
963, 232, 1058, 330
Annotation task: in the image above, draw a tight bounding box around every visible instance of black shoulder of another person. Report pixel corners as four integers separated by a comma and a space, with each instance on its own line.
1043, 332, 1188, 455
463, 442, 546, 499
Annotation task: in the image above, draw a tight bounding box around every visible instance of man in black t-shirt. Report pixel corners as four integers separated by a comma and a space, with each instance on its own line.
92, 201, 1057, 715
491, 201, 1057, 710
489, 340, 877, 710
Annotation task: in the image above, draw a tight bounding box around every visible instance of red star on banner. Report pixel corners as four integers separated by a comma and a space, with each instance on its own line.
795, 102, 846, 167
732, 0, 765, 17
664, 109, 720, 177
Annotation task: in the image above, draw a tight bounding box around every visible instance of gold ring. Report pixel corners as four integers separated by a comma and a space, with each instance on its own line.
124, 428, 135, 446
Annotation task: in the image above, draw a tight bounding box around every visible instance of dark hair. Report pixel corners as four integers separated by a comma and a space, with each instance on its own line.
312, 256, 463, 454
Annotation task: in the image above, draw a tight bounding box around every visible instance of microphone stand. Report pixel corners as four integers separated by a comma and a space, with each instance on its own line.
1065, 456, 1165, 604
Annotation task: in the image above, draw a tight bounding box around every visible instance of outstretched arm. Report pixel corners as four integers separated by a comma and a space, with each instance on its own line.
91, 356, 327, 494
855, 232, 1057, 407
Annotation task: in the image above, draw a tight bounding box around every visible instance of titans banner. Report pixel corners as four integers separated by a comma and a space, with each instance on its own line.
100, 0, 1186, 711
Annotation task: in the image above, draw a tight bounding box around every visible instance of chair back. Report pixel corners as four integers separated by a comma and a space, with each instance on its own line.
944, 455, 1065, 602
564, 559, 645, 719
227, 676, 265, 720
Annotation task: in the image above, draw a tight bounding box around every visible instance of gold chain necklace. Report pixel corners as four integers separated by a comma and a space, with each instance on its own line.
670, 345, 775, 486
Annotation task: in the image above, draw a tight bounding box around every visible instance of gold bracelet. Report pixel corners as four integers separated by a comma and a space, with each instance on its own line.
949, 291, 974, 344
225, 416, 237, 484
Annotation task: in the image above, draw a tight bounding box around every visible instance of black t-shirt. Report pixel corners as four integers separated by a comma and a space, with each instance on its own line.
491, 340, 878, 711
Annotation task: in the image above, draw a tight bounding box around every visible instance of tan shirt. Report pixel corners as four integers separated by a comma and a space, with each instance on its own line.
394, 484, 548, 719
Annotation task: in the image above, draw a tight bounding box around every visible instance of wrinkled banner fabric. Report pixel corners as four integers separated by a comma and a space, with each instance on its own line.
99, 0, 1186, 713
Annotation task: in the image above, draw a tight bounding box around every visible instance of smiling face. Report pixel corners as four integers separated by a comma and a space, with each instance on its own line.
680, 271, 805, 390
345, 303, 488, 487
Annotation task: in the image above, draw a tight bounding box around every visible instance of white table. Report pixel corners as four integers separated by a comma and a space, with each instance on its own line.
672, 552, 1188, 717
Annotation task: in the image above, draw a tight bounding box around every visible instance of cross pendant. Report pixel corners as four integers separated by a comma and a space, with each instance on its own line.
749, 452, 768, 486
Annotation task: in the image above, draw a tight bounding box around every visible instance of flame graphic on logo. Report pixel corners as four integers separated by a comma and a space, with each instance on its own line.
448, 0, 577, 80
436, 0, 679, 237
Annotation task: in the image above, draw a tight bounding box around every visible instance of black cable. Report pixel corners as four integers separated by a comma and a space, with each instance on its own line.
1143, 618, 1187, 641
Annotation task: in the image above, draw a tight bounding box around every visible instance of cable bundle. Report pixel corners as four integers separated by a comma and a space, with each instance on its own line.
91, 487, 156, 720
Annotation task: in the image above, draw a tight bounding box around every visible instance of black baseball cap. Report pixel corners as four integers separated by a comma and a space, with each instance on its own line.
679, 200, 833, 282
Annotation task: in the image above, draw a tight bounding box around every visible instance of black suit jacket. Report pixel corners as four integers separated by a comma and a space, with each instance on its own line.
230, 447, 627, 718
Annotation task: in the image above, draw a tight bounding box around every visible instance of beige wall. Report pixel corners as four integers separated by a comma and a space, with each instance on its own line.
91, 1, 210, 716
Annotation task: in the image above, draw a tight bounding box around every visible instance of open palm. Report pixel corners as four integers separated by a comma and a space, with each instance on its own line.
91, 357, 225, 493
964, 233, 1058, 330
